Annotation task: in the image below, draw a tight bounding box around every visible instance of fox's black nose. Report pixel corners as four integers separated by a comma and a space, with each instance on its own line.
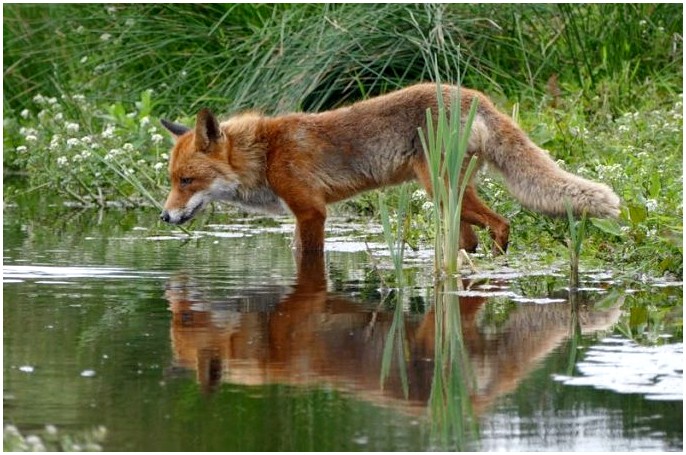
160, 211, 170, 223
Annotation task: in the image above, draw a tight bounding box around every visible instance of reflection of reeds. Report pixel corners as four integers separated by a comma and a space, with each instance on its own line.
380, 290, 409, 398
428, 278, 478, 450
378, 186, 411, 396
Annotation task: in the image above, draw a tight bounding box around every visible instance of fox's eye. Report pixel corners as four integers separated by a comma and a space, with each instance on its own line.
180, 177, 193, 186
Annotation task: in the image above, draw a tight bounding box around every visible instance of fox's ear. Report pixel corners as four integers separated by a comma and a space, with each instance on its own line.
195, 108, 222, 151
160, 118, 191, 138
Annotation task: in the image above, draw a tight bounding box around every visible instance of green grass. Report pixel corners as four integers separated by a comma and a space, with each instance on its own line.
417, 79, 479, 276
3, 3, 683, 276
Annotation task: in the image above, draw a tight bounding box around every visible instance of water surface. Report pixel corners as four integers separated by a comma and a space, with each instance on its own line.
3, 204, 683, 451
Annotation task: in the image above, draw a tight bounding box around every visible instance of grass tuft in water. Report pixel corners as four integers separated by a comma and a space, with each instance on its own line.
417, 73, 479, 277
564, 198, 588, 292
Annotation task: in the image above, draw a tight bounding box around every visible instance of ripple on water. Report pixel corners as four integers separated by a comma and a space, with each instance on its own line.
553, 336, 683, 401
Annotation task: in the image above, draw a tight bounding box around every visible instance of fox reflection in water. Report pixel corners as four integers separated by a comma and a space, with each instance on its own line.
165, 254, 620, 413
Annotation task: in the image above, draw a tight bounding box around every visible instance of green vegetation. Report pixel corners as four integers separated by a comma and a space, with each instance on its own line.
3, 3, 683, 276
418, 81, 479, 276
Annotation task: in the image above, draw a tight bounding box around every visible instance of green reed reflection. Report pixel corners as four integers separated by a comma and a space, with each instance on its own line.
428, 278, 478, 450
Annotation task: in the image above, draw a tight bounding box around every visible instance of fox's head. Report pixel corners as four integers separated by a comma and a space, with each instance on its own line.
159, 109, 240, 225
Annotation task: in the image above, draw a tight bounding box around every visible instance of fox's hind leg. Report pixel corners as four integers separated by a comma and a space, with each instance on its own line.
412, 159, 480, 253
461, 185, 510, 255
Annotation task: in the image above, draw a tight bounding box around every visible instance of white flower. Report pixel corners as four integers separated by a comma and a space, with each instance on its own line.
50, 137, 62, 152
101, 124, 115, 139
100, 33, 112, 42
57, 156, 68, 166
123, 143, 134, 152
105, 148, 122, 161
72, 94, 86, 103
106, 5, 116, 14
20, 109, 30, 119
25, 134, 38, 142
33, 94, 45, 104
54, 112, 64, 122
47, 97, 57, 105
65, 122, 79, 134
151, 133, 164, 144
80, 56, 88, 64
422, 201, 434, 211
161, 153, 169, 160
80, 150, 92, 160
140, 116, 150, 127
67, 138, 81, 148
16, 145, 27, 153
154, 162, 165, 171
76, 25, 85, 34
81, 135, 92, 144
412, 189, 427, 201
645, 199, 658, 212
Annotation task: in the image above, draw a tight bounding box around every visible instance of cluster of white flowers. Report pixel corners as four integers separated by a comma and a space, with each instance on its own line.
412, 188, 427, 201
104, 148, 123, 161
66, 122, 80, 134
101, 124, 116, 139
596, 163, 623, 182
645, 199, 659, 212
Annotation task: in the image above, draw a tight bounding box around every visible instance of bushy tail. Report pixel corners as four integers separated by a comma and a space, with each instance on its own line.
475, 104, 620, 219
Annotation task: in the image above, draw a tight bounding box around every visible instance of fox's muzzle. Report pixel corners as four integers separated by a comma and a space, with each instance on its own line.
160, 210, 174, 224
160, 204, 201, 225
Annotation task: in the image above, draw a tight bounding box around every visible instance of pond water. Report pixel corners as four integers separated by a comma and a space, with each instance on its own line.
3, 202, 683, 451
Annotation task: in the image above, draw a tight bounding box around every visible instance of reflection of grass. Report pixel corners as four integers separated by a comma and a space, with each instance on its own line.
428, 279, 478, 450
379, 290, 409, 398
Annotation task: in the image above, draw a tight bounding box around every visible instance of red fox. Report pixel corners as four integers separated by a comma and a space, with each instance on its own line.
160, 84, 620, 253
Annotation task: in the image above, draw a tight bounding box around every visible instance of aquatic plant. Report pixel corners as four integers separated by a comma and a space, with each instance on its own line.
418, 79, 479, 277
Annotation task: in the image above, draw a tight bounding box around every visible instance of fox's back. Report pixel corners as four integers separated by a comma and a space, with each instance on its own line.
273, 85, 453, 201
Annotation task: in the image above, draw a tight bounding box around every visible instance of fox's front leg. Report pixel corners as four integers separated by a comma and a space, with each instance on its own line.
292, 206, 327, 252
